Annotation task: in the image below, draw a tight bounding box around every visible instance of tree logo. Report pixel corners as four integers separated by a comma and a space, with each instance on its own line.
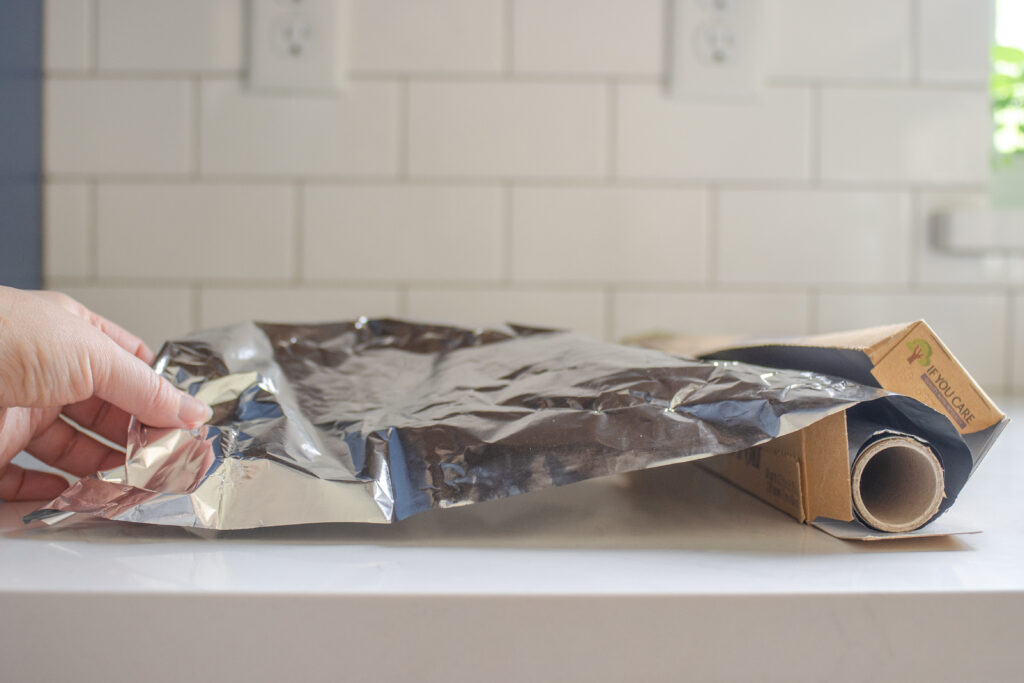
906, 338, 932, 366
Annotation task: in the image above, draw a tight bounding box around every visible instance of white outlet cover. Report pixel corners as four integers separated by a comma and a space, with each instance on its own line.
249, 0, 350, 93
668, 0, 762, 101
933, 209, 1024, 253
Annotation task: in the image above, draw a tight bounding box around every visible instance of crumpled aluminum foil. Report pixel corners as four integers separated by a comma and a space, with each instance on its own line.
25, 319, 969, 530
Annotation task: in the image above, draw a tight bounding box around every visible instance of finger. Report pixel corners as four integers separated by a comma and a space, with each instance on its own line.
27, 418, 126, 478
0, 464, 69, 502
62, 397, 132, 447
33, 290, 155, 364
86, 311, 155, 365
91, 340, 211, 430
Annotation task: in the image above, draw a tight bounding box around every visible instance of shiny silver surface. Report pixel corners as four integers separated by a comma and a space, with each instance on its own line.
25, 319, 975, 530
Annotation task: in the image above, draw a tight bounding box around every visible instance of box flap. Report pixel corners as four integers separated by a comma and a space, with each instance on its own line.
798, 411, 853, 523
769, 321, 916, 361
868, 320, 1004, 435
701, 410, 854, 524
635, 321, 1005, 437
630, 323, 913, 362
700, 441, 806, 522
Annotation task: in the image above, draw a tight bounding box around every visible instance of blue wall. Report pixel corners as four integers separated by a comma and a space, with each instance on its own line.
0, 3, 42, 289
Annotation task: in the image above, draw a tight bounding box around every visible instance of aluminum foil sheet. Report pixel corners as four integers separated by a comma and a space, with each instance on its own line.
25, 319, 970, 530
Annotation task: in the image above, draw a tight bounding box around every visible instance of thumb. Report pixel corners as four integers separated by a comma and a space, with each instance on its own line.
90, 340, 211, 429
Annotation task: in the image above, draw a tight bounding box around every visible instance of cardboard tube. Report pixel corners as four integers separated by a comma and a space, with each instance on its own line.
851, 436, 944, 533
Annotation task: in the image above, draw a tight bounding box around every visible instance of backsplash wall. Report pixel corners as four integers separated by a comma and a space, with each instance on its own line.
41, 0, 1024, 392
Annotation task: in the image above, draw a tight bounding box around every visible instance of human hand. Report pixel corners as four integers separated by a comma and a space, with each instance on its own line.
0, 287, 211, 501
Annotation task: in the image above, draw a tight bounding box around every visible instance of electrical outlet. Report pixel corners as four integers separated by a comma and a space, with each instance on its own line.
248, 0, 350, 93
933, 210, 1024, 254
668, 0, 762, 101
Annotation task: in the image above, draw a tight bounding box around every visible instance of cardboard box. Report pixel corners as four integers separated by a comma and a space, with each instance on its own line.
636, 321, 1008, 539
699, 411, 851, 526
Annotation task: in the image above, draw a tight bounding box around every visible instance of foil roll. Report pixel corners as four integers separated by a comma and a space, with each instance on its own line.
26, 319, 970, 531
842, 400, 971, 534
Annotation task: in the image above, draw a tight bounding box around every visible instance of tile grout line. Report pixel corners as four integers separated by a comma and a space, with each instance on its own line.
88, 0, 99, 72
43, 69, 989, 92
909, 0, 921, 84
48, 69, 244, 81
293, 181, 305, 283
604, 286, 616, 342
191, 76, 202, 179
503, 0, 514, 75
191, 284, 202, 331
43, 276, 1010, 296
908, 189, 921, 287
397, 284, 410, 317
1006, 291, 1016, 394
807, 287, 820, 333
809, 85, 821, 184
501, 183, 514, 282
398, 78, 410, 179
706, 185, 718, 285
770, 77, 987, 92
606, 80, 617, 180
44, 275, 453, 289
37, 173, 991, 194
45, 69, 660, 85
88, 180, 99, 279
807, 282, 1010, 295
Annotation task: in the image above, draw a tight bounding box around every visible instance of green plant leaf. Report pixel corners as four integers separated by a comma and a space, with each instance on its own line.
993, 45, 1024, 65
991, 45, 1024, 160
992, 73, 1016, 99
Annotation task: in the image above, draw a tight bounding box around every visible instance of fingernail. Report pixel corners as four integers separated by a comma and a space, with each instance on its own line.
178, 395, 213, 428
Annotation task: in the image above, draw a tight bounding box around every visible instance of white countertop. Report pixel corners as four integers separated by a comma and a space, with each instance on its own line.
1, 397, 1022, 682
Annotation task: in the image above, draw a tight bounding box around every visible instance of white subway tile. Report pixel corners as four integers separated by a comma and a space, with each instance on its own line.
97, 0, 242, 71
200, 287, 400, 328
352, 0, 502, 72
617, 85, 810, 181
303, 185, 502, 281
717, 190, 911, 285
57, 286, 193, 350
766, 0, 911, 81
200, 81, 399, 177
1014, 295, 1024, 391
915, 192, 1024, 285
918, 0, 993, 83
512, 0, 662, 76
820, 89, 990, 184
407, 287, 607, 339
511, 187, 707, 283
96, 184, 293, 280
44, 0, 92, 71
816, 292, 1008, 391
408, 82, 605, 178
45, 79, 191, 174
613, 290, 811, 341
43, 183, 90, 279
